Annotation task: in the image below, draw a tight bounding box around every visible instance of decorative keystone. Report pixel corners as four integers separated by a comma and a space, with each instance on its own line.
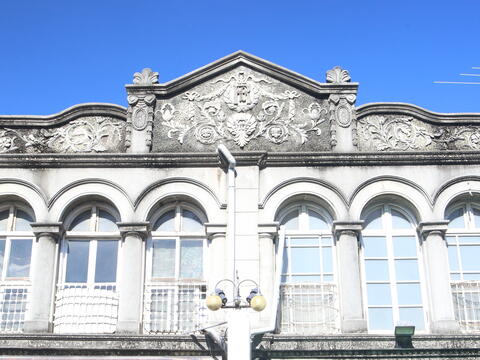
133, 68, 159, 85
326, 66, 351, 84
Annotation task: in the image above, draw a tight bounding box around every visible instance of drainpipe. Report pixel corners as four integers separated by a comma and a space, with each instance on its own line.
217, 144, 237, 283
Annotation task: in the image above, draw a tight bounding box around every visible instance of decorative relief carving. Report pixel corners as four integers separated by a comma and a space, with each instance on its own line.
326, 66, 351, 84
328, 94, 356, 129
133, 68, 159, 85
0, 117, 124, 153
357, 115, 480, 151
156, 70, 329, 148
126, 94, 155, 148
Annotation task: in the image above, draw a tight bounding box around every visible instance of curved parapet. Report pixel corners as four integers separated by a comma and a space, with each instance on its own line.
355, 102, 480, 152
0, 103, 127, 154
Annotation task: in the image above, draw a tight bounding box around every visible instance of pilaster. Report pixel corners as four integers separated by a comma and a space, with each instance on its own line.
258, 222, 279, 323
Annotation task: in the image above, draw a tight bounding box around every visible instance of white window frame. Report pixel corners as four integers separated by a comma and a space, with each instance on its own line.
59, 204, 121, 285
361, 204, 428, 333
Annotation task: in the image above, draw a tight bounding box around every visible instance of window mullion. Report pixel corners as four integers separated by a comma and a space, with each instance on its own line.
7, 206, 14, 232
2, 237, 11, 280
175, 237, 181, 280
88, 240, 97, 285
384, 207, 399, 326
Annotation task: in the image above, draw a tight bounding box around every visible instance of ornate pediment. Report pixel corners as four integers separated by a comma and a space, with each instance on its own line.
125, 51, 358, 152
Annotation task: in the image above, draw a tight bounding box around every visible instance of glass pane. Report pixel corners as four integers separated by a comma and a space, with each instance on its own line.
69, 210, 91, 231
363, 237, 387, 257
290, 237, 318, 246
65, 240, 89, 282
180, 240, 203, 278
460, 246, 480, 271
446, 236, 456, 245
0, 210, 8, 231
7, 239, 32, 278
95, 240, 118, 283
322, 247, 333, 273
458, 236, 480, 243
0, 239, 5, 275
451, 273, 461, 280
153, 210, 175, 232
397, 283, 422, 305
448, 208, 465, 228
391, 209, 412, 229
15, 210, 33, 231
152, 239, 176, 277
308, 209, 328, 230
282, 246, 288, 275
291, 275, 322, 283
473, 208, 480, 228
365, 260, 390, 281
322, 236, 333, 245
323, 274, 334, 282
395, 260, 419, 281
290, 248, 320, 273
399, 307, 425, 330
364, 208, 382, 230
393, 236, 417, 257
367, 284, 392, 305
182, 210, 203, 232
281, 210, 298, 230
463, 273, 480, 280
97, 210, 118, 232
368, 307, 393, 330
448, 246, 459, 271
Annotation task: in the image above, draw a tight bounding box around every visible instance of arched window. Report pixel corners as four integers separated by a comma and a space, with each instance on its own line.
446, 201, 480, 331
361, 204, 426, 332
144, 202, 207, 334
54, 204, 120, 334
277, 203, 338, 334
0, 204, 34, 332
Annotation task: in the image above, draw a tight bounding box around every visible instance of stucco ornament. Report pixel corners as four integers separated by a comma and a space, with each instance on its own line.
328, 94, 356, 129
358, 115, 480, 151
133, 68, 159, 85
0, 117, 124, 153
326, 66, 351, 84
157, 71, 329, 148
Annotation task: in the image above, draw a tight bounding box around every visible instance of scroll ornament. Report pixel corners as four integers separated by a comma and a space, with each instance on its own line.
157, 71, 330, 148
0, 117, 124, 153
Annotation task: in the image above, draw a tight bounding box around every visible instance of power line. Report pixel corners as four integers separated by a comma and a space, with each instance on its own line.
433, 81, 480, 85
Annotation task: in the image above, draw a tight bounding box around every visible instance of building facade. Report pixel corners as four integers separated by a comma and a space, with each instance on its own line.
0, 51, 479, 358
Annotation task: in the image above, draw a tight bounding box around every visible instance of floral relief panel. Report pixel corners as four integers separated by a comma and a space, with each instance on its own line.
153, 66, 332, 152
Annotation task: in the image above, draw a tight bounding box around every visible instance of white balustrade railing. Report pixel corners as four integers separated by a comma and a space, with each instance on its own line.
280, 283, 340, 335
143, 282, 207, 334
53, 283, 118, 333
452, 280, 480, 332
0, 282, 30, 333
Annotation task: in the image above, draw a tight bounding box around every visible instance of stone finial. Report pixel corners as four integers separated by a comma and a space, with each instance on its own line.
133, 68, 159, 85
326, 66, 351, 83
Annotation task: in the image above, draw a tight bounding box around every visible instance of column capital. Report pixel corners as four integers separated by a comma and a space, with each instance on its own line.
418, 221, 450, 238
117, 222, 150, 240
30, 222, 64, 241
205, 223, 227, 238
332, 221, 364, 237
258, 222, 280, 237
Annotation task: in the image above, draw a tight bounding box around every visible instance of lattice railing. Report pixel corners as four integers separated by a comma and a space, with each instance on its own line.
143, 282, 207, 334
0, 282, 30, 333
452, 280, 480, 332
280, 283, 340, 335
53, 283, 118, 333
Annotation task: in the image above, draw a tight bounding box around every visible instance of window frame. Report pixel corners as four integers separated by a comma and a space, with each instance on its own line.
277, 203, 335, 284
146, 202, 207, 283
59, 204, 121, 285
360, 204, 428, 333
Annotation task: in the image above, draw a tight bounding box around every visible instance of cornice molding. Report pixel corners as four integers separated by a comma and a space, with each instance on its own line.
357, 102, 480, 124
0, 103, 127, 127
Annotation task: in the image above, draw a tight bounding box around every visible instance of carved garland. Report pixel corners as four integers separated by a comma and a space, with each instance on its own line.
156, 71, 330, 148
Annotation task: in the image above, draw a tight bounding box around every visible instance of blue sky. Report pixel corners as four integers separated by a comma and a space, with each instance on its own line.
1, 0, 479, 115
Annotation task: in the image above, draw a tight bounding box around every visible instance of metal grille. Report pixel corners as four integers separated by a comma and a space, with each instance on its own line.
280, 283, 339, 334
53, 284, 118, 333
143, 282, 207, 334
0, 283, 30, 333
452, 281, 480, 332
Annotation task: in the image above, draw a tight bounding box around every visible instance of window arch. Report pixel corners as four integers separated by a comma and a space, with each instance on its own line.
277, 202, 338, 334
446, 200, 480, 331
361, 204, 426, 332
0, 203, 35, 332
144, 202, 207, 334
54, 203, 120, 334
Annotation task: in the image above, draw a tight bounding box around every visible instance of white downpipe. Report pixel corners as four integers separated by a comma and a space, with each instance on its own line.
251, 226, 285, 336
217, 144, 237, 282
